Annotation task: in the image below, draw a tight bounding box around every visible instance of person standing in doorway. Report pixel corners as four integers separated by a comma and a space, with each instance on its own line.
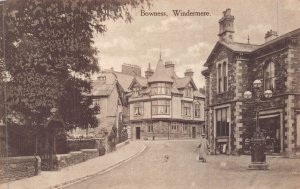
198, 134, 210, 162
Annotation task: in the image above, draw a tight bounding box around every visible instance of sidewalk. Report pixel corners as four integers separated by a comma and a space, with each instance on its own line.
0, 141, 147, 189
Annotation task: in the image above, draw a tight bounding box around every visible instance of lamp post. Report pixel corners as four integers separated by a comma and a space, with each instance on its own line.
243, 79, 272, 170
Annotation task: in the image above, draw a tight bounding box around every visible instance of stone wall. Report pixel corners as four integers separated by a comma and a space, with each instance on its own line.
0, 156, 41, 183
53, 149, 98, 170
67, 138, 103, 151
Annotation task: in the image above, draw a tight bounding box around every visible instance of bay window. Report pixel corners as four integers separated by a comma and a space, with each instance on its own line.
151, 83, 171, 95
152, 100, 170, 115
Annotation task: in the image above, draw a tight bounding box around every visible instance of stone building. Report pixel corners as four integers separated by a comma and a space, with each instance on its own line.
202, 8, 300, 157
128, 55, 205, 140
70, 64, 140, 138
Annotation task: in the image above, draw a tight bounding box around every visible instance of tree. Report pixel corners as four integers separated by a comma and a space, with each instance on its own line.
0, 0, 150, 156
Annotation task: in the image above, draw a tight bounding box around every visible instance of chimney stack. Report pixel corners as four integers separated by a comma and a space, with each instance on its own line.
184, 68, 194, 78
218, 8, 235, 43
145, 63, 154, 79
265, 30, 278, 42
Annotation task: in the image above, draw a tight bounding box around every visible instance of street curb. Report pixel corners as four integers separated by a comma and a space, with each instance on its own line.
49, 143, 147, 189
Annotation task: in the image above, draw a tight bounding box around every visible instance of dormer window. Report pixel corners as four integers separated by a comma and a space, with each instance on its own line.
184, 85, 193, 98
132, 86, 141, 98
99, 76, 106, 81
264, 61, 275, 91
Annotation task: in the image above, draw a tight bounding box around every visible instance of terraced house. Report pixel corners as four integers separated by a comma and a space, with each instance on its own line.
202, 9, 300, 157
128, 55, 205, 140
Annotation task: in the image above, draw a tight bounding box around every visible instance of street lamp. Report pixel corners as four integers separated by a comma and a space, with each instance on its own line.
243, 79, 272, 170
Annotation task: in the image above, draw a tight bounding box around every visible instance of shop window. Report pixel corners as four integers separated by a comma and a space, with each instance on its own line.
216, 107, 229, 137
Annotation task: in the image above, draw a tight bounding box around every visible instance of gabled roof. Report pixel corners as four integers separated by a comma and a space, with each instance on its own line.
148, 58, 173, 83
128, 77, 148, 90
205, 28, 300, 67
175, 77, 197, 90
91, 81, 115, 97
204, 41, 260, 66
220, 41, 260, 52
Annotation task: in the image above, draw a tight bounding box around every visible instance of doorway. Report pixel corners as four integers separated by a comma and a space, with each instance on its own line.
136, 127, 140, 140
192, 127, 196, 138
260, 115, 281, 153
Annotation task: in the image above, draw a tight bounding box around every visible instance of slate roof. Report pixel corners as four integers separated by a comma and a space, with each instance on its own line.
205, 28, 300, 66
148, 58, 174, 83
193, 90, 205, 98
220, 41, 260, 52
91, 81, 115, 96
175, 77, 191, 88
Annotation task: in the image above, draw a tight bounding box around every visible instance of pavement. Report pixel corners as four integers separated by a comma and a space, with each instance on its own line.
0, 140, 147, 189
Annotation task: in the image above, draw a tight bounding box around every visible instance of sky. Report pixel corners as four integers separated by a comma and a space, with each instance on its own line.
92, 0, 300, 88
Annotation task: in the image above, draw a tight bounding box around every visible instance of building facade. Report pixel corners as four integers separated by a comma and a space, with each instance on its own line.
128, 56, 205, 140
202, 9, 300, 157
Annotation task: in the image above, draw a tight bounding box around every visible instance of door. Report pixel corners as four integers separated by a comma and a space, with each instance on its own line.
192, 127, 196, 138
136, 127, 141, 140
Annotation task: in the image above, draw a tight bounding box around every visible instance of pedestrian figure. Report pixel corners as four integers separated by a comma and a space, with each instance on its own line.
198, 134, 210, 162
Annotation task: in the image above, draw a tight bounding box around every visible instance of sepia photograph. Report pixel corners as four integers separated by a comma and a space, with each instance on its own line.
0, 0, 300, 188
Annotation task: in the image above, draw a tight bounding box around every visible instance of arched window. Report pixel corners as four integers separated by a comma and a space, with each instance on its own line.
264, 61, 275, 90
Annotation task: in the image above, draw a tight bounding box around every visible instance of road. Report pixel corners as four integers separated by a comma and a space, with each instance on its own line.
63, 140, 300, 189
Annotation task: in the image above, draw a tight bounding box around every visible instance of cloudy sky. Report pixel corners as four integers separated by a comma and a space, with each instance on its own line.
93, 0, 300, 88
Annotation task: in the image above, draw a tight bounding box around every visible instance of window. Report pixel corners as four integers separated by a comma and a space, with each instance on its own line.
132, 86, 141, 98
218, 64, 222, 93
184, 85, 193, 98
152, 100, 170, 115
217, 61, 228, 93
134, 102, 143, 116
223, 62, 227, 92
182, 124, 188, 131
182, 101, 192, 117
216, 108, 229, 137
151, 83, 171, 95
92, 99, 100, 114
148, 123, 153, 132
171, 122, 180, 131
264, 61, 275, 91
99, 76, 106, 80
195, 102, 200, 118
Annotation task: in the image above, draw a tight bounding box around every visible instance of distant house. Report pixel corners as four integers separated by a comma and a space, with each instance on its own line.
70, 64, 144, 138
128, 56, 205, 140
202, 9, 300, 157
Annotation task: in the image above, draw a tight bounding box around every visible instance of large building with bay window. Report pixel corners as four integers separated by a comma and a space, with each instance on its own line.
202, 9, 300, 157
128, 55, 205, 140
